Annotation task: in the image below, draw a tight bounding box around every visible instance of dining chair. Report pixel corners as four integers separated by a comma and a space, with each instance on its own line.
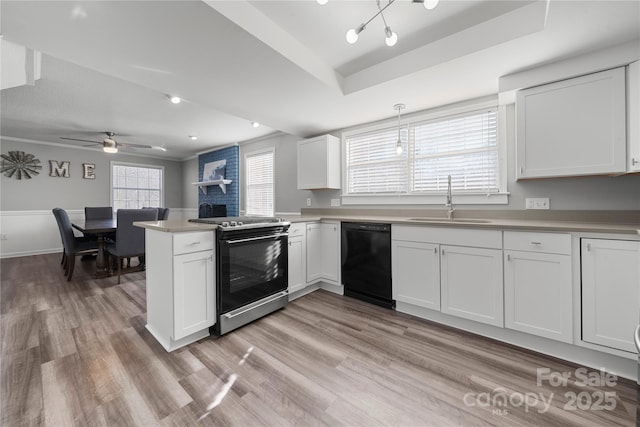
143, 207, 170, 220
84, 206, 116, 242
84, 206, 113, 220
52, 208, 99, 281
106, 209, 158, 284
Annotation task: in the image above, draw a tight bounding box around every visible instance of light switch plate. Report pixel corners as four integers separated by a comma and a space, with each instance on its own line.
525, 198, 550, 210
306, 198, 312, 207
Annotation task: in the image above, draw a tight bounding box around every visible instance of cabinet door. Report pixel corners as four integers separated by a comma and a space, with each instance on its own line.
504, 250, 572, 343
288, 235, 307, 294
297, 135, 340, 190
516, 67, 626, 179
392, 240, 440, 311
306, 223, 322, 283
628, 60, 640, 172
582, 239, 639, 353
173, 250, 215, 340
441, 245, 503, 327
320, 222, 339, 283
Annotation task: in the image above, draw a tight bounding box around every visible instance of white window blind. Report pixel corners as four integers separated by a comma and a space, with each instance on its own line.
345, 107, 499, 196
346, 127, 408, 194
245, 150, 274, 217
412, 109, 498, 193
112, 163, 163, 210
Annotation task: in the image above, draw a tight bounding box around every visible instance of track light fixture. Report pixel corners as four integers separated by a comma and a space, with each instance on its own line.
341, 0, 438, 47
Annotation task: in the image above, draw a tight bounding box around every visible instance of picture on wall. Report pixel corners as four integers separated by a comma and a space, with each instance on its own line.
202, 159, 226, 181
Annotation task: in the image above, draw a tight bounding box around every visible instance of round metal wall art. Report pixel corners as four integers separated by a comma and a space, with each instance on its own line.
1, 151, 42, 179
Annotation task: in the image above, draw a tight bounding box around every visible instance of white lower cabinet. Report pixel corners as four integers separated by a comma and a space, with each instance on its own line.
306, 223, 322, 283
503, 231, 572, 343
145, 229, 216, 352
173, 250, 215, 340
392, 240, 440, 311
306, 221, 340, 287
288, 223, 307, 294
581, 238, 640, 353
392, 226, 503, 327
440, 245, 504, 327
320, 221, 340, 284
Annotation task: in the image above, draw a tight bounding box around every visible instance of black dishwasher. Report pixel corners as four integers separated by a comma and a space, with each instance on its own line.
341, 222, 394, 309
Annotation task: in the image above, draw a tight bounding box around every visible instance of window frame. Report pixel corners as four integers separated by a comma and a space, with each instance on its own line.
243, 147, 275, 217
110, 161, 165, 211
341, 98, 508, 205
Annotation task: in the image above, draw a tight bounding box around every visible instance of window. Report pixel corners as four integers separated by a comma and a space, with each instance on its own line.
245, 149, 274, 216
111, 162, 163, 210
344, 104, 504, 204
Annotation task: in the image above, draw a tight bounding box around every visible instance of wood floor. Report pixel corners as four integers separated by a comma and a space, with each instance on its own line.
1, 253, 636, 426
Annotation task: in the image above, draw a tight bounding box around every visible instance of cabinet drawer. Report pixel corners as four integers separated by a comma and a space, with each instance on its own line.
393, 225, 502, 249
503, 231, 570, 255
173, 231, 214, 255
288, 222, 306, 237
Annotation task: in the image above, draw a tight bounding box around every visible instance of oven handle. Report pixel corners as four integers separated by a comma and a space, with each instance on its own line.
224, 233, 288, 245
223, 291, 288, 319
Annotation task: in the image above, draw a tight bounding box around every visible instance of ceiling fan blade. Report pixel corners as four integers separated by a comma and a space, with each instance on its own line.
60, 137, 101, 144
117, 142, 154, 149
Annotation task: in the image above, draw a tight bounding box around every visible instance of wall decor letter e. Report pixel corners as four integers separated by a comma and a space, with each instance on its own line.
83, 163, 96, 179
49, 160, 70, 178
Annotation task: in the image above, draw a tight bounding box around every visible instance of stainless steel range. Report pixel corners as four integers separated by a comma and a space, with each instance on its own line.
188, 216, 290, 335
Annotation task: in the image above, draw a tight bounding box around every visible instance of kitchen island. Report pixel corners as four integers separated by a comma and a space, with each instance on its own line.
136, 220, 217, 351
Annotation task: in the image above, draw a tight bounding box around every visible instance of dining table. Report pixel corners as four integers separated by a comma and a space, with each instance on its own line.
72, 218, 117, 278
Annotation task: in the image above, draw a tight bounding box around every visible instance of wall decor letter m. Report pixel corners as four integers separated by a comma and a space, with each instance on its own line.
49, 160, 70, 178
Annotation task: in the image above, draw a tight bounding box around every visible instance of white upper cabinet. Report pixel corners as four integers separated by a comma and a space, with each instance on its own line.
297, 135, 341, 190
627, 61, 639, 172
516, 67, 626, 179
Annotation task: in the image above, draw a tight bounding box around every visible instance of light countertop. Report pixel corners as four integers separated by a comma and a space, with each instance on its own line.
136, 213, 640, 235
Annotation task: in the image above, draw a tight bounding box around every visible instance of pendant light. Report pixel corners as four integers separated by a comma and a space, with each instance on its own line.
394, 103, 405, 154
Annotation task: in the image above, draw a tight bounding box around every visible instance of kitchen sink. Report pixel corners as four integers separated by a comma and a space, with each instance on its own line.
407, 218, 493, 224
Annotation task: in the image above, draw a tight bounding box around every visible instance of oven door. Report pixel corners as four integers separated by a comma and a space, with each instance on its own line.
217, 231, 288, 314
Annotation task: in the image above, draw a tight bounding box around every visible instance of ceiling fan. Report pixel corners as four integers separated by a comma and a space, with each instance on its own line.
60, 131, 167, 153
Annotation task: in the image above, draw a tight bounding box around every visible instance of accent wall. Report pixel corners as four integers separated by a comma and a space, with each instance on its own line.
197, 145, 239, 216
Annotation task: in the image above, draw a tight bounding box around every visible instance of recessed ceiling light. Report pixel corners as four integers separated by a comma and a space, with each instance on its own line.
189, 135, 198, 140
169, 95, 181, 104
251, 121, 260, 128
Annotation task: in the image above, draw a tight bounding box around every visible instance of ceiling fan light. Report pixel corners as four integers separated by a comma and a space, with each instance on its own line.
424, 0, 439, 10
169, 95, 181, 104
103, 138, 118, 153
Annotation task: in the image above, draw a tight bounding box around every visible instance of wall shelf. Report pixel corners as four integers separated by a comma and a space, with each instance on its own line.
192, 179, 232, 195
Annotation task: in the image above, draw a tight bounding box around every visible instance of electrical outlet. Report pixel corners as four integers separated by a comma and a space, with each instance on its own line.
0, 234, 7, 240
525, 198, 550, 210
306, 198, 312, 207
330, 198, 340, 207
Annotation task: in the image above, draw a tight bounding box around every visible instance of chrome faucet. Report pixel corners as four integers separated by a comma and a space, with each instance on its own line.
445, 175, 455, 220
